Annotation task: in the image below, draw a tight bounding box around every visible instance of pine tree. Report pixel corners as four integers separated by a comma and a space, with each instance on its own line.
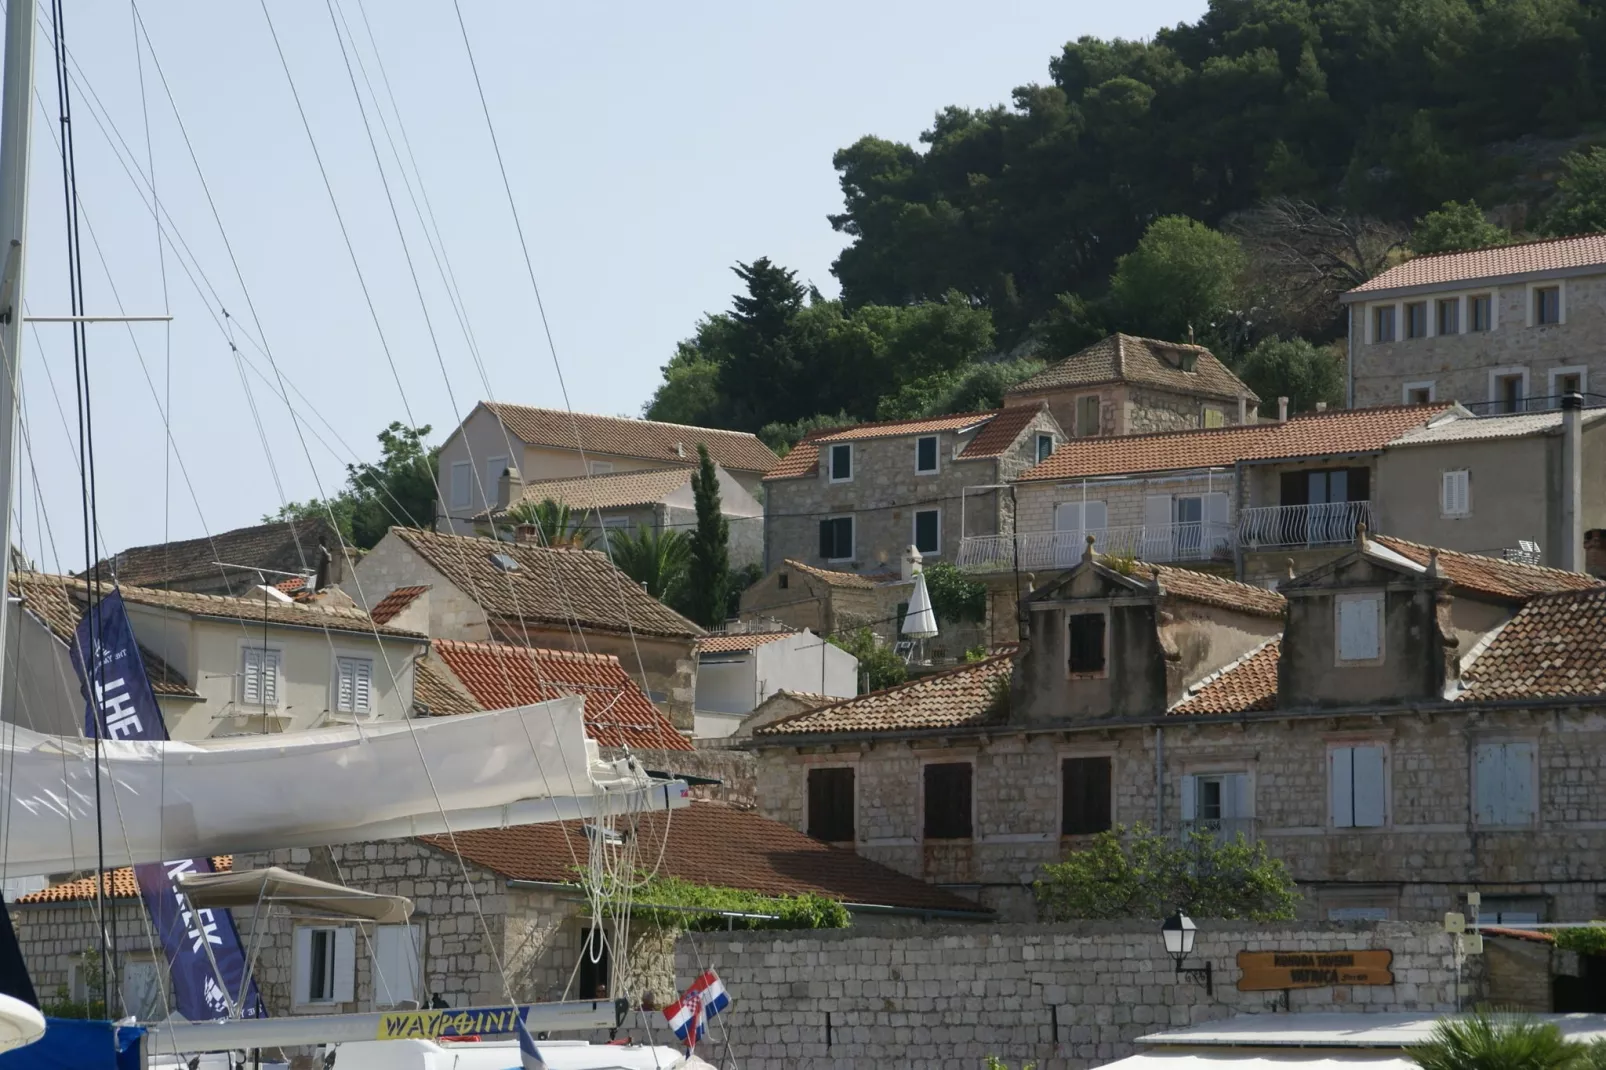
685, 444, 730, 628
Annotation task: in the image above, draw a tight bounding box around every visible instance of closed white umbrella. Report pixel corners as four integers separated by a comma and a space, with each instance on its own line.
902, 571, 939, 639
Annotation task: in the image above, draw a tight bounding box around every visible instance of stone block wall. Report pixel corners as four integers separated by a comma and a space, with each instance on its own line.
1126, 386, 1236, 434
603, 745, 758, 810
674, 920, 1468, 1069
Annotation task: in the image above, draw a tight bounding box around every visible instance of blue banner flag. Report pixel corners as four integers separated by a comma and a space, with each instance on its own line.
71, 590, 264, 1021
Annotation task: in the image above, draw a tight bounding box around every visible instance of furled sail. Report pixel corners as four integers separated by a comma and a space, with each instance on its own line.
0, 696, 686, 877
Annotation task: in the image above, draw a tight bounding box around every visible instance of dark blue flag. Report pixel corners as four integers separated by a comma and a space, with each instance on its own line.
72, 590, 264, 1021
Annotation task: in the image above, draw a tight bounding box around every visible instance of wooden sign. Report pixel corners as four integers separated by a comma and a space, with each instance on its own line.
1235, 950, 1394, 991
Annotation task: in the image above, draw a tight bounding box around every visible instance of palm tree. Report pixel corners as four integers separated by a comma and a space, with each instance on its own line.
505, 498, 594, 549
1411, 1011, 1586, 1070
609, 526, 690, 602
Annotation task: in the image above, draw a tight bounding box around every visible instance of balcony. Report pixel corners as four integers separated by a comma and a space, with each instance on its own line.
1236, 501, 1373, 551
956, 523, 1234, 573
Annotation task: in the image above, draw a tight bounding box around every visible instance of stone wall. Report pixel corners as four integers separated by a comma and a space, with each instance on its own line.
674, 920, 1467, 1069
351, 535, 493, 641
1126, 386, 1235, 434
603, 745, 758, 809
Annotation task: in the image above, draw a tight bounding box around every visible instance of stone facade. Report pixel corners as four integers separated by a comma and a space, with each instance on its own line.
676, 920, 1467, 1069
1007, 383, 1248, 440
739, 564, 915, 646
1346, 272, 1606, 409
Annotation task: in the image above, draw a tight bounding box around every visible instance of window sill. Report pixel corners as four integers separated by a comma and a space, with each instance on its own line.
922, 837, 974, 844
1066, 670, 1108, 680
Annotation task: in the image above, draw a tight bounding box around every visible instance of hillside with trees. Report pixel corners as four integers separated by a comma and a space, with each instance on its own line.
648, 0, 1606, 443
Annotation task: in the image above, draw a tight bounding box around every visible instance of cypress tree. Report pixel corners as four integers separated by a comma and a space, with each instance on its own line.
686, 444, 730, 627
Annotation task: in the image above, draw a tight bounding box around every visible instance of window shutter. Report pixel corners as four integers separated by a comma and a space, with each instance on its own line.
263, 651, 280, 706
1331, 747, 1355, 828
333, 928, 356, 1004
1180, 775, 1197, 822
1084, 500, 1108, 532
242, 649, 261, 705
1339, 598, 1380, 660
336, 659, 354, 712
1474, 744, 1502, 826
1505, 743, 1536, 826
353, 660, 372, 713
818, 521, 833, 559
1219, 773, 1252, 820
1352, 745, 1387, 827
1442, 471, 1469, 515
1054, 503, 1082, 532
293, 928, 313, 1005
1144, 495, 1173, 529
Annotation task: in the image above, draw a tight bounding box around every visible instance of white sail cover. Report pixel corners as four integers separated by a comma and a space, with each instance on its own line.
0, 697, 687, 876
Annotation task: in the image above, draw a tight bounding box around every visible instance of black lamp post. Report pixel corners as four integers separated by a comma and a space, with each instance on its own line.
1162, 911, 1212, 996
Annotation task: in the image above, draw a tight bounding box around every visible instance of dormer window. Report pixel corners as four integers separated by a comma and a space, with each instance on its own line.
1036, 434, 1055, 463
1336, 593, 1382, 663
915, 435, 939, 475
1068, 612, 1107, 675
829, 443, 853, 483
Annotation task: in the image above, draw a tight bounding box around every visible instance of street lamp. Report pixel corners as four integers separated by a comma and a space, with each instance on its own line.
1162, 911, 1212, 995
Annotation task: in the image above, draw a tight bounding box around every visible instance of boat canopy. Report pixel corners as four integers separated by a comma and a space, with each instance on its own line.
178, 866, 412, 924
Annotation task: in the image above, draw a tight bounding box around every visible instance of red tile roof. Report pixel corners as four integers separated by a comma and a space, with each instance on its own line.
1147, 565, 1286, 620
496, 468, 694, 514
1170, 640, 1281, 716
1457, 588, 1606, 702
18, 858, 232, 905
481, 403, 778, 474
1372, 536, 1602, 603
369, 585, 429, 624
755, 654, 1013, 737
782, 560, 888, 590
695, 631, 797, 653
429, 639, 692, 751
765, 409, 1035, 481
1006, 334, 1256, 402
957, 404, 1051, 459
8, 575, 194, 698
1346, 234, 1606, 296
419, 803, 985, 914
1020, 404, 1449, 481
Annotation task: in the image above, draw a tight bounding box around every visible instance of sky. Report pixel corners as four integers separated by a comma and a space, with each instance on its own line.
11, 0, 1208, 567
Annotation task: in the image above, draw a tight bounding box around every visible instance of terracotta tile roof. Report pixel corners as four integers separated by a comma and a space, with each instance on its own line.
419, 803, 985, 914
275, 576, 308, 594
390, 528, 702, 639
1457, 588, 1606, 701
368, 584, 429, 624
1389, 409, 1606, 445
764, 409, 1017, 481
9, 575, 197, 699
1372, 536, 1601, 603
412, 657, 481, 716
781, 560, 887, 590
1346, 234, 1606, 296
1170, 640, 1281, 716
497, 468, 693, 514
1006, 334, 1257, 403
1020, 404, 1450, 481
957, 403, 1050, 459
695, 631, 796, 653
429, 639, 692, 750
17, 857, 232, 905
113, 579, 423, 639
1146, 565, 1286, 619
95, 518, 340, 596
755, 654, 1013, 738
481, 403, 778, 474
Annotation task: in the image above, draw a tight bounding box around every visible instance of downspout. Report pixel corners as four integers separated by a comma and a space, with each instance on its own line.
1562, 392, 1583, 571
1155, 726, 1165, 832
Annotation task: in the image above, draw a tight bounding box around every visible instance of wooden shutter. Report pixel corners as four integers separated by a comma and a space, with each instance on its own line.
1442, 471, 1469, 515
333, 928, 356, 1004
263, 651, 280, 706
1084, 500, 1108, 532
293, 928, 313, 1004
1180, 774, 1197, 822
1338, 598, 1380, 660
1221, 773, 1252, 820
923, 763, 973, 839
1504, 743, 1536, 826
242, 648, 262, 705
1054, 502, 1082, 532
1352, 745, 1387, 827
808, 767, 855, 842
1062, 757, 1112, 835
1331, 746, 1354, 828
1474, 744, 1503, 826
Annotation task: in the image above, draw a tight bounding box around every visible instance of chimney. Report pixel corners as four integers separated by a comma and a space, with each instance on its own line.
315, 540, 331, 592
1562, 392, 1584, 571
901, 545, 924, 581
1315, 401, 1328, 411
496, 464, 523, 511
514, 523, 541, 544
1237, 393, 1248, 424
1277, 396, 1289, 422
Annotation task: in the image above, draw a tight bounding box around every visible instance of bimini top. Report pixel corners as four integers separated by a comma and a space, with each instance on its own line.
178, 866, 412, 924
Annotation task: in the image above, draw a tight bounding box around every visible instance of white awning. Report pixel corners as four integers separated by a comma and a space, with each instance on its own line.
1099, 1052, 1416, 1070
178, 866, 412, 924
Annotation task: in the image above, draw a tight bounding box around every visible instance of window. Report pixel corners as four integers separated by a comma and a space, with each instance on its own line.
778, 572, 789, 590
294, 927, 353, 1006
1336, 594, 1382, 663
1036, 434, 1055, 463
1076, 395, 1102, 437
807, 767, 855, 842
1480, 896, 1547, 925
1469, 294, 1493, 331
1403, 382, 1435, 405
334, 656, 373, 714
485, 456, 509, 500
828, 443, 853, 482
1202, 407, 1225, 428
818, 516, 854, 561
1441, 470, 1470, 517
578, 928, 610, 1000
913, 509, 941, 555
1436, 298, 1459, 336
1061, 757, 1113, 835
1535, 285, 1562, 325
1279, 466, 1370, 506
1330, 744, 1387, 828
1473, 741, 1537, 828
241, 646, 282, 706
450, 461, 472, 509
120, 959, 164, 1021
1405, 301, 1429, 339
1067, 612, 1107, 675
923, 762, 973, 840
915, 435, 939, 474
1550, 366, 1586, 403
1181, 772, 1252, 835
1493, 371, 1527, 413
588, 460, 613, 475
1373, 305, 1396, 343
372, 925, 421, 1008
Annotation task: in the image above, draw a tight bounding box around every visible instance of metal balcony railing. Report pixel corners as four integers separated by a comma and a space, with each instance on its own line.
955, 523, 1234, 573
1236, 501, 1373, 550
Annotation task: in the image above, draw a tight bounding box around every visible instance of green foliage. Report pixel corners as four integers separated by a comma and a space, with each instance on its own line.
964, 645, 990, 662
608, 526, 690, 602
1555, 925, 1606, 956
1034, 823, 1300, 921
266, 422, 438, 550
759, 412, 859, 455
1108, 217, 1248, 349
829, 627, 908, 692
1410, 1010, 1590, 1070
876, 359, 1045, 420
922, 562, 987, 623
504, 498, 595, 549
984, 1059, 1036, 1070
1544, 148, 1606, 237
632, 874, 851, 932
684, 444, 731, 627
1233, 337, 1347, 416
1411, 200, 1511, 254
1099, 548, 1140, 575
41, 951, 106, 1020
725, 560, 765, 619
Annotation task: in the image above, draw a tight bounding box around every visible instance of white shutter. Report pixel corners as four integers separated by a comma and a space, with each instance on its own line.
1338, 598, 1380, 660
1144, 495, 1173, 529
1220, 773, 1252, 819
373, 925, 420, 1006
1352, 745, 1387, 827
1331, 747, 1355, 828
1143, 495, 1173, 559
293, 928, 313, 1005
242, 649, 261, 705
1474, 743, 1502, 826
1179, 775, 1197, 822
1442, 471, 1470, 516
1204, 492, 1230, 551
336, 659, 354, 712
449, 462, 471, 509
1504, 743, 1536, 827
1084, 500, 1108, 533
333, 928, 356, 1004
353, 659, 372, 713
1054, 502, 1083, 531
263, 650, 280, 706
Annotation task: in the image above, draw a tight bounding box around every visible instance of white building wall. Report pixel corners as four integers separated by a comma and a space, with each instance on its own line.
755, 631, 855, 702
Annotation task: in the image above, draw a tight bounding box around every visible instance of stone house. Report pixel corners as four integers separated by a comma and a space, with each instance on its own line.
1003, 333, 1259, 437
739, 559, 910, 644
692, 630, 857, 739
476, 464, 764, 569
753, 534, 1606, 926
1342, 233, 1606, 410
3, 572, 427, 739
761, 405, 1064, 576
352, 527, 703, 729
436, 402, 777, 534
92, 518, 350, 598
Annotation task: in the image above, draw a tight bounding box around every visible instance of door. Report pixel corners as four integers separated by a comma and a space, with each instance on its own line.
1203, 492, 1230, 555
1054, 501, 1107, 566
1142, 494, 1172, 561
1174, 496, 1203, 560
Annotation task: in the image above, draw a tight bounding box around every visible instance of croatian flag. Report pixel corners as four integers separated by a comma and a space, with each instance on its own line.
664, 971, 729, 1049
515, 1013, 547, 1070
